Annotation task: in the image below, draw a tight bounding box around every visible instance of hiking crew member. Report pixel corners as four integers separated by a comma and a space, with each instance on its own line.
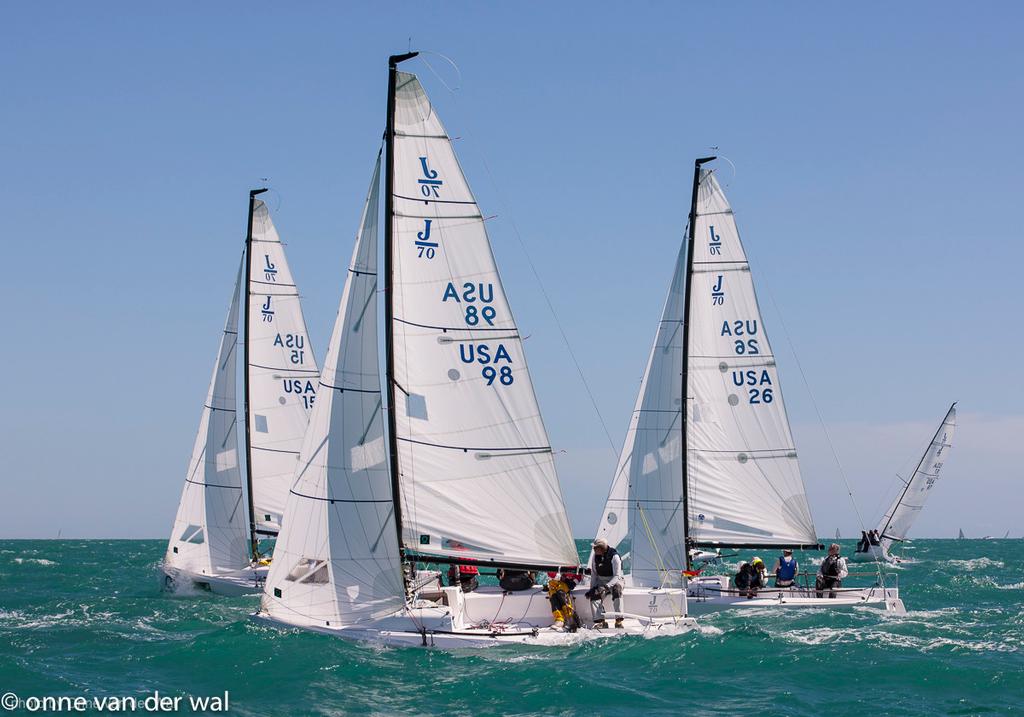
447, 563, 479, 593
773, 548, 799, 588
816, 543, 849, 598
586, 538, 623, 628
546, 572, 581, 631
734, 561, 762, 599
497, 568, 535, 592
751, 557, 768, 585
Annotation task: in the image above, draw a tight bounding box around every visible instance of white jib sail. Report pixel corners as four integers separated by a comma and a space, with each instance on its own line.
262, 155, 405, 628
166, 260, 250, 575
596, 244, 688, 587
686, 171, 817, 547
247, 201, 320, 534
877, 403, 957, 549
389, 71, 577, 567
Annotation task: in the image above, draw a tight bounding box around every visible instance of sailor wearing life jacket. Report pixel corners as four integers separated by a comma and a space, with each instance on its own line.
772, 548, 799, 588
815, 543, 849, 598
586, 538, 624, 628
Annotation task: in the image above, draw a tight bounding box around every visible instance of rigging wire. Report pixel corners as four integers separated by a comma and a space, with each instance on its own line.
764, 291, 888, 585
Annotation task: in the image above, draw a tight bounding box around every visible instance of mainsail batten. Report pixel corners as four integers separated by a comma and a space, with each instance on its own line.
388, 71, 577, 567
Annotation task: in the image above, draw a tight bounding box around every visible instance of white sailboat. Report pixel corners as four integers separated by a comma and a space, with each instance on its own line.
853, 404, 957, 564
596, 157, 903, 614
164, 193, 320, 596
253, 53, 696, 646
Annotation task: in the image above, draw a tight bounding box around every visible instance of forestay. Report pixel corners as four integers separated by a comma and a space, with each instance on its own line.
877, 404, 957, 547
596, 244, 688, 586
263, 156, 406, 627
388, 71, 577, 567
246, 201, 320, 534
166, 261, 250, 575
686, 171, 817, 547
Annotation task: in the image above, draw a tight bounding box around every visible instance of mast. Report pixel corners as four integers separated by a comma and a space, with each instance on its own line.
384, 51, 418, 566
878, 401, 957, 542
243, 187, 268, 561
679, 156, 715, 568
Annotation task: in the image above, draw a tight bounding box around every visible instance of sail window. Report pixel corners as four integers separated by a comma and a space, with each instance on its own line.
179, 525, 205, 544
284, 558, 329, 584
215, 448, 237, 472
254, 415, 269, 433
406, 394, 428, 420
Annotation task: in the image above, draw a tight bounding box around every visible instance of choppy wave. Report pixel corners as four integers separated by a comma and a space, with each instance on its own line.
948, 557, 1005, 569
2, 538, 1022, 717
12, 557, 56, 566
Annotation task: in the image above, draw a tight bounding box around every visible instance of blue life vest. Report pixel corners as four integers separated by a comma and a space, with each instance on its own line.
776, 555, 797, 581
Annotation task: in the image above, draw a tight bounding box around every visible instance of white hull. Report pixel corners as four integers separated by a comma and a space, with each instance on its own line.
162, 564, 268, 597
685, 576, 905, 614
851, 544, 901, 563
253, 584, 696, 648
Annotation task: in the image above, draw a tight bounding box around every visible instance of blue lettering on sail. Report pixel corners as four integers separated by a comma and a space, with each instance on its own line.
415, 219, 438, 259
282, 378, 316, 409
457, 343, 514, 386
711, 275, 725, 306
263, 254, 278, 282
708, 226, 722, 256
442, 282, 497, 326
261, 296, 274, 322
418, 157, 443, 198
721, 320, 760, 355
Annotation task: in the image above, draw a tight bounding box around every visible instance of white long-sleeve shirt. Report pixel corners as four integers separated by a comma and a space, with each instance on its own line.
588, 551, 623, 589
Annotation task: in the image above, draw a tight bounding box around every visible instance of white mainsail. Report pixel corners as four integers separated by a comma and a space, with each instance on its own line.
389, 71, 577, 567
876, 404, 957, 550
685, 170, 817, 547
246, 201, 320, 535
262, 155, 406, 627
597, 167, 817, 579
166, 261, 250, 575
596, 244, 687, 586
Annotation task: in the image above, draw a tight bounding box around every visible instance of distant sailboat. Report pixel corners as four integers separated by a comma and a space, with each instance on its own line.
854, 404, 957, 564
835, 529, 841, 541
958, 528, 966, 539
595, 158, 902, 613
253, 53, 696, 646
163, 193, 319, 595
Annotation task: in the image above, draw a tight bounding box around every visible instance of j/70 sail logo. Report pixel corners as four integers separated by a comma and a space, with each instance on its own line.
261, 296, 274, 322
263, 255, 278, 282
415, 219, 437, 259
417, 156, 443, 198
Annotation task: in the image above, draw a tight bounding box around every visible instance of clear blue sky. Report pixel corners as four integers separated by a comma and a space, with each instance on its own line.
2, 2, 1021, 539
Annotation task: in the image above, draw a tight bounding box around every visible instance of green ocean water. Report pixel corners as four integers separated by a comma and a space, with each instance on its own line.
1, 539, 1021, 716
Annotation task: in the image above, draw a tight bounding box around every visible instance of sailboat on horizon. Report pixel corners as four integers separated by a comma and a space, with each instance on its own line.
854, 404, 957, 564
252, 53, 696, 647
163, 194, 319, 596
595, 157, 904, 614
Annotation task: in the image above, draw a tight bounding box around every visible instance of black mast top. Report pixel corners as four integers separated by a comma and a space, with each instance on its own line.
243, 187, 269, 562
680, 156, 715, 569
384, 51, 418, 572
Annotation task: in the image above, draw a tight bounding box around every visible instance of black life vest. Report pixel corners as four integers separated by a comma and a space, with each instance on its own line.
594, 547, 619, 577
821, 555, 840, 578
